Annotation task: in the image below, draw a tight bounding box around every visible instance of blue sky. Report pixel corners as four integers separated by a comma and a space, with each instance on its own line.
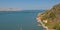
0, 0, 60, 10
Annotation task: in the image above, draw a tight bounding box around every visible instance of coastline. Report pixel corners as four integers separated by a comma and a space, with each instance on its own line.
36, 18, 48, 30
36, 12, 56, 30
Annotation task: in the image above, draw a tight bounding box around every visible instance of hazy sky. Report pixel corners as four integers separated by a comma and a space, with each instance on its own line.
0, 0, 60, 10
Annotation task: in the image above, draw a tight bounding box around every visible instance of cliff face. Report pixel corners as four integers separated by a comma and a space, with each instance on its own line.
37, 3, 60, 30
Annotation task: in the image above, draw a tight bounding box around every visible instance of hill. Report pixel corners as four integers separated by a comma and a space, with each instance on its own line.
37, 3, 60, 30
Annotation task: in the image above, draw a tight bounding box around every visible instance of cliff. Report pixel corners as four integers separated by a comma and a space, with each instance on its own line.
37, 3, 60, 30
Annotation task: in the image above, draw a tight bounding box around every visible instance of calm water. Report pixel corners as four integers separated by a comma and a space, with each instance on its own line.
0, 10, 43, 30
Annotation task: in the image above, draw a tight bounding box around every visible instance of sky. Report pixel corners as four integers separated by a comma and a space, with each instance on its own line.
0, 0, 60, 10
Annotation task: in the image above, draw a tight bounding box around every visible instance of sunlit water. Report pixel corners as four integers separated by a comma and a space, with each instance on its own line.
0, 10, 43, 30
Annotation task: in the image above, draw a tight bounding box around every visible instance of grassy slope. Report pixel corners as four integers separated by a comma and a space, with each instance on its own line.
38, 3, 60, 30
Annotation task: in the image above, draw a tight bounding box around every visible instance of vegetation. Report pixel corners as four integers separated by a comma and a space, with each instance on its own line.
38, 3, 60, 30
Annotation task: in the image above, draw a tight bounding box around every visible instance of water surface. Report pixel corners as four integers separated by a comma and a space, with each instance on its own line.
0, 10, 44, 30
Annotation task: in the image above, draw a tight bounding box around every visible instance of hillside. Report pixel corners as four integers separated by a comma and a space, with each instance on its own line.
37, 3, 60, 30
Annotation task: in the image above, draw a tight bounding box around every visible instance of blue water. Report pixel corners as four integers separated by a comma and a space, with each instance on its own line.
0, 10, 44, 30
